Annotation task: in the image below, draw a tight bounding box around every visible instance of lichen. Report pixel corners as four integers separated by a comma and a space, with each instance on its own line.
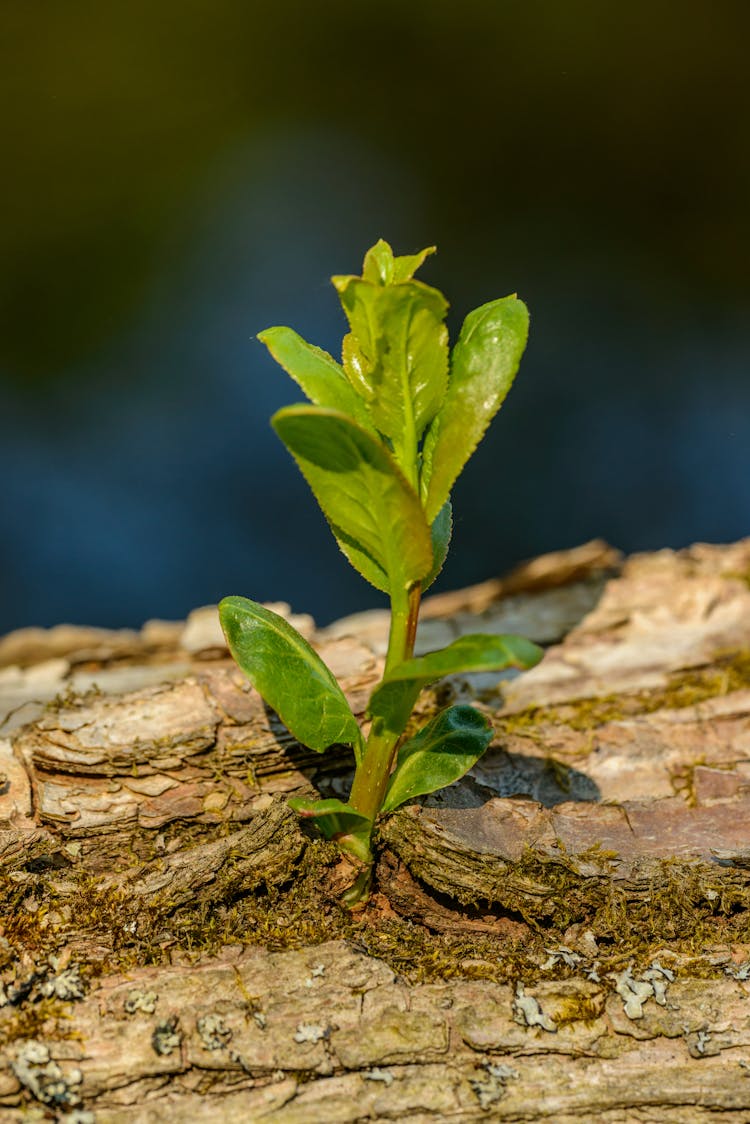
11, 1039, 83, 1107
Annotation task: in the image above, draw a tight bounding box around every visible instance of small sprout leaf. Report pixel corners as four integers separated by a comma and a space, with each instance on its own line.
422, 295, 530, 522
288, 796, 368, 830
257, 326, 373, 428
361, 239, 436, 286
333, 269, 449, 468
391, 245, 437, 283
368, 631, 543, 734
272, 404, 433, 592
381, 705, 493, 813
288, 797, 372, 861
219, 596, 362, 754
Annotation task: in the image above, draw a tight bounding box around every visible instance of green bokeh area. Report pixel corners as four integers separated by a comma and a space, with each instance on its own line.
3, 0, 749, 382
2, 2, 749, 634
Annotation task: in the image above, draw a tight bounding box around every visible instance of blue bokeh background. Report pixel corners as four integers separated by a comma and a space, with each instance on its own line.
2, 2, 749, 632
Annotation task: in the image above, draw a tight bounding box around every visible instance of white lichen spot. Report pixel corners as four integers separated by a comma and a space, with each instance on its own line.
197, 1013, 233, 1050
726, 961, 750, 981
124, 989, 158, 1015
609, 966, 658, 1020
512, 983, 557, 1032
683, 1025, 713, 1058
470, 1059, 519, 1109
253, 1010, 268, 1030
470, 1076, 505, 1111
304, 963, 326, 988
60, 1112, 96, 1124
486, 1062, 519, 1081
294, 1023, 328, 1044
40, 964, 85, 1002
541, 945, 582, 971
152, 1016, 182, 1056
365, 1067, 394, 1086
641, 962, 674, 1007
11, 1040, 83, 1108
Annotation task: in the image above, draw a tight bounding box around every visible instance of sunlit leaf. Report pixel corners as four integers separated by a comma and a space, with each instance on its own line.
361, 239, 395, 285
332, 276, 449, 468
391, 245, 436, 283
272, 405, 433, 592
368, 631, 543, 735
360, 239, 437, 286
422, 296, 529, 523
258, 326, 373, 428
381, 705, 493, 813
219, 596, 362, 754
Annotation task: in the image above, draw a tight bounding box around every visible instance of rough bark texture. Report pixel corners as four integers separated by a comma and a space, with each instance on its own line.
2, 539, 750, 1121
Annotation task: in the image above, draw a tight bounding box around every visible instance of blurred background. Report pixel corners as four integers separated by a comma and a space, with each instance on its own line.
2, 0, 749, 633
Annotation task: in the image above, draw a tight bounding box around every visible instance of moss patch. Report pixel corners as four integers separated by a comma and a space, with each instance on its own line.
498, 649, 750, 738
2, 819, 748, 1029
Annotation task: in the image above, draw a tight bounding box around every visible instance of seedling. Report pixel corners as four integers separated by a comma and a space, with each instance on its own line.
220, 239, 542, 900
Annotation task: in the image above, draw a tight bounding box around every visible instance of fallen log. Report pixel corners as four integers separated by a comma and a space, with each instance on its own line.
2, 538, 750, 1121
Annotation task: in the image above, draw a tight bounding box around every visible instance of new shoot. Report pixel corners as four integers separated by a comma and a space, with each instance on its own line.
220, 240, 542, 901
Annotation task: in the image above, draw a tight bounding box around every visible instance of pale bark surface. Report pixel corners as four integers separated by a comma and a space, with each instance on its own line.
2, 539, 750, 1122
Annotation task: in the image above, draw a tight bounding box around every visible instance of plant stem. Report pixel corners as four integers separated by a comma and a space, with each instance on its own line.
348, 583, 421, 825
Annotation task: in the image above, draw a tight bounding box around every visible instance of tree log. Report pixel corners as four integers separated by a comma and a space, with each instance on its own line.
2, 539, 750, 1121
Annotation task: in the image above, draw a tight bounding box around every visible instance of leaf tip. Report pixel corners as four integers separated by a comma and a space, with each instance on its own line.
520, 639, 545, 669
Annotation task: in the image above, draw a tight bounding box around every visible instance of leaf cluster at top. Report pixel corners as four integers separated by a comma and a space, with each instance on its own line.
259, 239, 529, 597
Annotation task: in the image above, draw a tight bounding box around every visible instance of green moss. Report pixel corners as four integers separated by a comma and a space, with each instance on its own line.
1, 790, 749, 1016
498, 649, 750, 738
0, 997, 75, 1049
0, 842, 746, 1005
553, 993, 604, 1026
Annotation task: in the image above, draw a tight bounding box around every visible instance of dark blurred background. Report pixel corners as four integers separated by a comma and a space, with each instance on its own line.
2, 0, 749, 633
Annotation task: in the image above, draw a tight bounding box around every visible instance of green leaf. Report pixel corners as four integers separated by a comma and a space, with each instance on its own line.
385, 632, 544, 683
358, 239, 436, 286
368, 631, 543, 736
219, 596, 362, 755
258, 326, 373, 428
422, 500, 452, 592
361, 239, 395, 285
289, 795, 368, 831
288, 797, 372, 862
381, 705, 493, 813
332, 276, 449, 467
422, 296, 530, 523
272, 405, 433, 593
391, 245, 436, 283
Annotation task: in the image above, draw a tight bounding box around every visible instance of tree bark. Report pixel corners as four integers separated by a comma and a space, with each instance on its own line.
2, 538, 750, 1122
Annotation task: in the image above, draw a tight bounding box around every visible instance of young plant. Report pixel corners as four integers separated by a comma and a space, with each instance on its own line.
219, 239, 542, 897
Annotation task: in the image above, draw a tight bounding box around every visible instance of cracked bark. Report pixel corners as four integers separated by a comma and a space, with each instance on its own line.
2, 538, 750, 1121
